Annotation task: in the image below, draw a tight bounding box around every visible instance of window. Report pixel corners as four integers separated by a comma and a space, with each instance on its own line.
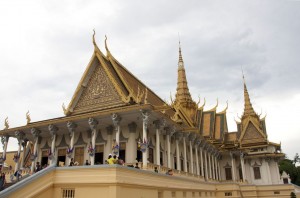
253, 167, 261, 179
225, 192, 232, 196
61, 189, 75, 198
225, 167, 232, 180
274, 191, 280, 195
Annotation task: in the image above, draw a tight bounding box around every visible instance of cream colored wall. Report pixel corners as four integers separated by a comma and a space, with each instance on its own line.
3, 165, 299, 198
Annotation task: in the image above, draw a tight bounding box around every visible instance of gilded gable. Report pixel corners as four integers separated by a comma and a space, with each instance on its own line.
241, 122, 265, 144
73, 62, 125, 114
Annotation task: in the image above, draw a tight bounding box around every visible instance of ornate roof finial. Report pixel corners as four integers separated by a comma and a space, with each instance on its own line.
4, 117, 9, 130
178, 34, 184, 68
26, 111, 31, 124
242, 71, 256, 118
92, 29, 96, 47
105, 35, 111, 56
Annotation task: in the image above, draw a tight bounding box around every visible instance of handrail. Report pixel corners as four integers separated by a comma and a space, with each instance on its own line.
0, 163, 56, 198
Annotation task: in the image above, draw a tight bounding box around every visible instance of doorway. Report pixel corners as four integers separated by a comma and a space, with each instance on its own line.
57, 148, 66, 167
95, 145, 104, 164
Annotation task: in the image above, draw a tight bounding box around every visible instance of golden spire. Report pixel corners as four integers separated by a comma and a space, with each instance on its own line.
174, 41, 195, 108
242, 75, 256, 117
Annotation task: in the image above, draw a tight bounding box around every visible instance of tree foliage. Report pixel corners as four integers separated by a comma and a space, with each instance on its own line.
279, 153, 300, 186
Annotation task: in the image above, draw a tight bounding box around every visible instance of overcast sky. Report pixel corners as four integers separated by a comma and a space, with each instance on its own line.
0, 0, 299, 159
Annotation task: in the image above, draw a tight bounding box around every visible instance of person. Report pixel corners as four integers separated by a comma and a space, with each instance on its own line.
107, 155, 115, 165
35, 162, 41, 172
135, 158, 139, 163
166, 169, 173, 176
118, 158, 124, 165
154, 167, 158, 173
134, 163, 140, 169
85, 160, 90, 165
69, 158, 74, 166
14, 170, 22, 181
113, 155, 118, 164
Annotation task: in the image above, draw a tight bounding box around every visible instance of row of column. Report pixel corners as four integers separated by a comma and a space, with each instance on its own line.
153, 126, 222, 181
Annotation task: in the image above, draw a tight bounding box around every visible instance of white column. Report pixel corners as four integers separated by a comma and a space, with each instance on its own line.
141, 111, 150, 169
112, 113, 121, 157
20, 139, 28, 169
230, 152, 237, 181
14, 131, 25, 173
218, 157, 221, 181
106, 126, 113, 160
154, 120, 161, 166
31, 128, 41, 173
128, 122, 137, 163
183, 135, 187, 172
204, 150, 208, 180
0, 135, 9, 171
88, 118, 98, 165
67, 121, 77, 165
195, 145, 199, 175
189, 140, 194, 174
215, 156, 219, 180
200, 147, 204, 177
240, 153, 246, 182
208, 152, 212, 179
175, 135, 180, 171
166, 130, 171, 168
49, 124, 58, 165
212, 153, 215, 180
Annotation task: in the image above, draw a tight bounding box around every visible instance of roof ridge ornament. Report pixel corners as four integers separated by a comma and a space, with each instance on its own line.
92, 29, 96, 47
105, 35, 111, 57
4, 117, 9, 130
26, 111, 31, 125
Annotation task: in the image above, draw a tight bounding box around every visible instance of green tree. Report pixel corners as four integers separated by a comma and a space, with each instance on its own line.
279, 153, 300, 186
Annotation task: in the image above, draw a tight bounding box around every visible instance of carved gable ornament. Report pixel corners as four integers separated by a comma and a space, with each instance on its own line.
73, 63, 124, 114
241, 121, 265, 144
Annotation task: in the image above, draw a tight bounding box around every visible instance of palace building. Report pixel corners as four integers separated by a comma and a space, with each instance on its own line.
0, 34, 299, 198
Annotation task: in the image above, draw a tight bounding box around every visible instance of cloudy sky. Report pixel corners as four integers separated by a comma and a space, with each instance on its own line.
0, 0, 299, 159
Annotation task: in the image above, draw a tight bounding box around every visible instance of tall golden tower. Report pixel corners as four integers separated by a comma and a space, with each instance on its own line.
173, 42, 197, 124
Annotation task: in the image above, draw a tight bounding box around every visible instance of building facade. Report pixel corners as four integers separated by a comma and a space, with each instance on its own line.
0, 34, 296, 198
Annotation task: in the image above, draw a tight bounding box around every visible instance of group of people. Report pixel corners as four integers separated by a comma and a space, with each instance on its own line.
106, 154, 124, 165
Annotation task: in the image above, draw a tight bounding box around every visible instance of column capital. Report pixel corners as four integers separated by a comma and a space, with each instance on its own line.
67, 121, 77, 137
112, 113, 121, 128
153, 120, 162, 130
88, 117, 99, 130
141, 110, 150, 128
15, 131, 25, 144
106, 125, 114, 135
48, 124, 58, 139
128, 122, 137, 133
188, 133, 196, 142
1, 135, 9, 145
31, 128, 41, 140
175, 131, 183, 140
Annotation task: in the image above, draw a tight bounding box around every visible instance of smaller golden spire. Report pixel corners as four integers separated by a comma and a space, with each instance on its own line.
242, 75, 256, 117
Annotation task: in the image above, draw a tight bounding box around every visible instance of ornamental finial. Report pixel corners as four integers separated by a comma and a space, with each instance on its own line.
4, 117, 9, 130
26, 111, 31, 124
92, 29, 96, 47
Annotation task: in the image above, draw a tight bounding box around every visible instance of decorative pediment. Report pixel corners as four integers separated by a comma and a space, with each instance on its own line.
73, 58, 125, 114
240, 121, 266, 144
